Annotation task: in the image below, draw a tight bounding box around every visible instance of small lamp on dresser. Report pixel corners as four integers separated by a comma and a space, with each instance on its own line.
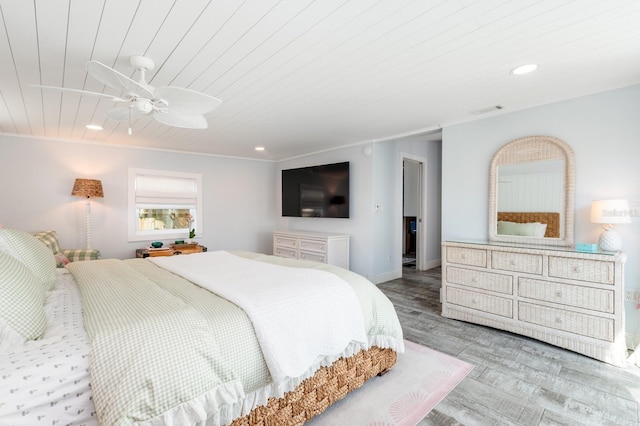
590, 199, 631, 251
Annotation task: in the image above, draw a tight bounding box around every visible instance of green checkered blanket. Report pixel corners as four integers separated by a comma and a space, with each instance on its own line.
66, 252, 404, 425
67, 259, 244, 425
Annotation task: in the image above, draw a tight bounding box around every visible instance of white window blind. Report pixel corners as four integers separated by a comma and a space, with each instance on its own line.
128, 168, 203, 242
134, 174, 198, 205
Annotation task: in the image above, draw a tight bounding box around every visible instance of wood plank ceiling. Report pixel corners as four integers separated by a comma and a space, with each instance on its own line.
0, 0, 639, 160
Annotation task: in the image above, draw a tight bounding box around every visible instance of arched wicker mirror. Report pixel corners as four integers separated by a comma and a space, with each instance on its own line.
489, 135, 575, 246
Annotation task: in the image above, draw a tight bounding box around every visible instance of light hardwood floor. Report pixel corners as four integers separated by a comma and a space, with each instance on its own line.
377, 266, 640, 426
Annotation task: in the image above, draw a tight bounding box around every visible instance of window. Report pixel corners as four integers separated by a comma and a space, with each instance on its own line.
128, 168, 203, 242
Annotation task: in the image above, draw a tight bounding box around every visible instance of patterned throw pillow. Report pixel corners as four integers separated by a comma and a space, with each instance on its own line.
0, 228, 57, 291
0, 251, 46, 342
54, 252, 71, 266
33, 230, 62, 254
34, 231, 71, 268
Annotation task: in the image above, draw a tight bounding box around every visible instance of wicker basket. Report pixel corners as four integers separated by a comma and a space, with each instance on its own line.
231, 346, 397, 426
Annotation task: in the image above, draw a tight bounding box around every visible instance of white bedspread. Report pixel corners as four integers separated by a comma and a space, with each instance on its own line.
150, 251, 368, 382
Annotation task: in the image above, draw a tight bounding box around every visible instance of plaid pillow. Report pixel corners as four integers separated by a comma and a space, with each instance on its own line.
33, 230, 62, 254
61, 248, 101, 262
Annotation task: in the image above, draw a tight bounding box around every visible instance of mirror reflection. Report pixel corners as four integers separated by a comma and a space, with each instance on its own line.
497, 159, 564, 238
488, 135, 575, 247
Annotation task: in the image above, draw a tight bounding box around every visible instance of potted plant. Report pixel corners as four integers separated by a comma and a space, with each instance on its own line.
187, 215, 196, 244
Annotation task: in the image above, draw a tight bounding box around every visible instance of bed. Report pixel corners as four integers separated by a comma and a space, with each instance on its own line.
497, 211, 560, 238
0, 228, 403, 425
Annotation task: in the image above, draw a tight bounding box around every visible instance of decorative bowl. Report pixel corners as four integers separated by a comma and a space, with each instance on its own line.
151, 241, 163, 248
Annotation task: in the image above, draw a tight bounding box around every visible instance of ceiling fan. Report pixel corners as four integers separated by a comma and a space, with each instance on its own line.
33, 55, 222, 134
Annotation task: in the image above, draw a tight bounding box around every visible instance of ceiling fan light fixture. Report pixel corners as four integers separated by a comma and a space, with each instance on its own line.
510, 63, 538, 75
36, 56, 222, 134
133, 98, 153, 113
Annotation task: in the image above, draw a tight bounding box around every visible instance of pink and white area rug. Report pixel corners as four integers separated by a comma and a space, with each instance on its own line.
307, 340, 474, 426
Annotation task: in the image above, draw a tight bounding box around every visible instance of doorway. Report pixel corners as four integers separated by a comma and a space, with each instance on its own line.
401, 154, 426, 272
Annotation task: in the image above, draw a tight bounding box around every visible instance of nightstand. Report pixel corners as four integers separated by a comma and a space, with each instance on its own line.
136, 244, 207, 258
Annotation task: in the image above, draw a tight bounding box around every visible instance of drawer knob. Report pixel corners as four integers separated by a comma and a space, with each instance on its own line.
471, 276, 478, 283
573, 267, 580, 273
510, 260, 516, 266
471, 299, 477, 304
555, 318, 562, 324
556, 291, 562, 298
461, 254, 467, 259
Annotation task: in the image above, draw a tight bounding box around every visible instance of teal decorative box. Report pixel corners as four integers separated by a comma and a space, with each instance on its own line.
576, 243, 598, 253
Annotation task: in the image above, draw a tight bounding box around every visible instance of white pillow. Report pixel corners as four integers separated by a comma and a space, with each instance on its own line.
497, 221, 547, 237
534, 223, 548, 238
0, 228, 57, 291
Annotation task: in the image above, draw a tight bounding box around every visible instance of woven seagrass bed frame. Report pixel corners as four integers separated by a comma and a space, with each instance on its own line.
231, 346, 397, 426
497, 211, 560, 238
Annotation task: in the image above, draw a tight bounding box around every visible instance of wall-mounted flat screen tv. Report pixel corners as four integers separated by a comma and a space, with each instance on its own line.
282, 162, 350, 218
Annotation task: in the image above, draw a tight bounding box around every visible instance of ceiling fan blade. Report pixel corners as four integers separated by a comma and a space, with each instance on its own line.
153, 109, 208, 129
87, 60, 154, 98
154, 86, 222, 115
30, 84, 125, 102
105, 107, 133, 122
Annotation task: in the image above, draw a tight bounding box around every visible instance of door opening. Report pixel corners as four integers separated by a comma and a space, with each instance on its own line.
401, 155, 426, 273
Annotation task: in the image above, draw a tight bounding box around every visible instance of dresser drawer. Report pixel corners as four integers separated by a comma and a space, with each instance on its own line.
492, 251, 542, 275
519, 302, 614, 341
446, 266, 513, 294
274, 246, 297, 258
298, 251, 326, 263
446, 247, 487, 268
518, 278, 614, 313
298, 238, 327, 254
548, 257, 614, 285
446, 287, 513, 317
274, 235, 297, 249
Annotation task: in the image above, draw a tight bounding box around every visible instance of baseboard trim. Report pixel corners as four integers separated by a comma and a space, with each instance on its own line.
368, 269, 401, 285
422, 259, 441, 270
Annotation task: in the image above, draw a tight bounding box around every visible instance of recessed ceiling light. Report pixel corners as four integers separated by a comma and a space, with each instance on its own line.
255, 146, 265, 151
86, 124, 103, 130
510, 64, 538, 75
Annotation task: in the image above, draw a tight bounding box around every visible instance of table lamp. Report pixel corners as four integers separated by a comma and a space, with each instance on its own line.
590, 199, 630, 251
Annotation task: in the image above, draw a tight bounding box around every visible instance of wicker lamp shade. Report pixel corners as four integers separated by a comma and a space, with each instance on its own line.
71, 178, 104, 198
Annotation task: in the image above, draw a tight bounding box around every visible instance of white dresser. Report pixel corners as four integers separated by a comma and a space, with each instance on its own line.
441, 241, 627, 367
273, 231, 350, 269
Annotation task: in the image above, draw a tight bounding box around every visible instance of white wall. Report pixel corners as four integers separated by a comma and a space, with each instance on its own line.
442, 84, 640, 343
403, 161, 419, 217
0, 135, 277, 259
275, 136, 442, 283
1, 131, 441, 284
276, 144, 375, 277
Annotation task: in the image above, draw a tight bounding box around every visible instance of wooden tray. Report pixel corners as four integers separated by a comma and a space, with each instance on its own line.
170, 243, 199, 250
